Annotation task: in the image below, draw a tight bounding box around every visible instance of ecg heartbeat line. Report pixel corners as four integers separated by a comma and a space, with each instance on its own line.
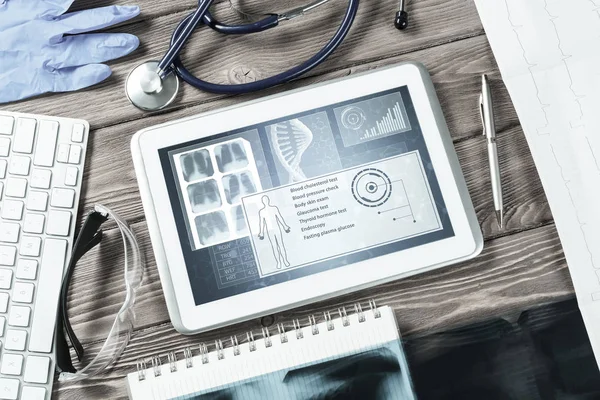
544, 0, 586, 127
590, 0, 600, 19
587, 137, 600, 172
504, 0, 551, 136
550, 145, 599, 274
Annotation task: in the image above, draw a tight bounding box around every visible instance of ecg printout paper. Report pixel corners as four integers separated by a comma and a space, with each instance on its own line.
473, 0, 600, 367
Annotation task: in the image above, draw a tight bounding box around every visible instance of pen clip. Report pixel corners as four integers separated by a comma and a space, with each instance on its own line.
479, 93, 487, 137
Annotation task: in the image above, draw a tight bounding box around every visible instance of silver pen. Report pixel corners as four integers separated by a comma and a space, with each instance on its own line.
479, 74, 504, 229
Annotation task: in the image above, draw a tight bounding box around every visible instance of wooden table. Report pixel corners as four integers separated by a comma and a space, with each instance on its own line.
6, 0, 576, 397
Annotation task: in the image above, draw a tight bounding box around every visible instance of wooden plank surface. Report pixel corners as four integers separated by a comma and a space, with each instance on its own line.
55, 223, 573, 399
0, 0, 576, 398
10, 0, 484, 127
76, 34, 520, 229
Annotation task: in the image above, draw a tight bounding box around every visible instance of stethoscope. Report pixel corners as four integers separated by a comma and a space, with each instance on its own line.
125, 0, 409, 111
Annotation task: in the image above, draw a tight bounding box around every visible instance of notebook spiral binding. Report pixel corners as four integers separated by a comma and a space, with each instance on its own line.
136, 300, 382, 381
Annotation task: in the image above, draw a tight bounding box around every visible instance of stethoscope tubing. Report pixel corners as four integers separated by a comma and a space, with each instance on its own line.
162, 0, 360, 95
202, 11, 279, 35
157, 0, 214, 76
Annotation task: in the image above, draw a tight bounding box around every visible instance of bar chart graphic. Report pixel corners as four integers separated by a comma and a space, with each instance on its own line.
334, 91, 411, 147
360, 102, 407, 141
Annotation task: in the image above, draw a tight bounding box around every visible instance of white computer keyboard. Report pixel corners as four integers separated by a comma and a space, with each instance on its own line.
0, 111, 88, 400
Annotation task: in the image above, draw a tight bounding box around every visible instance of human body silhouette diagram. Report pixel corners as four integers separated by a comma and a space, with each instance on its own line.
257, 195, 291, 269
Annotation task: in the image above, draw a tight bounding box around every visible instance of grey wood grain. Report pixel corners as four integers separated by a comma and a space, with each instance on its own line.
75, 34, 520, 230
7, 0, 484, 128
73, 0, 203, 18
53, 223, 572, 400
73, 0, 230, 20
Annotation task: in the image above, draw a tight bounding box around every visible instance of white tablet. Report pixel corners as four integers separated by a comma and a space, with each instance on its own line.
131, 62, 483, 334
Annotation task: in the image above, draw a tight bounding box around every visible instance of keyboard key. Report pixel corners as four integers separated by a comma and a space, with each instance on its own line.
0, 269, 12, 289
8, 155, 30, 176
64, 166, 79, 186
71, 124, 85, 143
0, 293, 8, 313
26, 191, 48, 212
30, 169, 51, 189
24, 356, 50, 384
5, 329, 26, 351
13, 118, 36, 154
33, 120, 58, 167
0, 182, 3, 199
29, 239, 67, 353
50, 188, 74, 208
0, 354, 23, 376
1, 200, 23, 221
0, 138, 10, 157
0, 116, 14, 135
0, 160, 6, 179
20, 237, 41, 257
0, 316, 4, 335
0, 246, 16, 266
21, 386, 46, 400
56, 144, 69, 163
23, 214, 45, 234
0, 222, 20, 243
16, 259, 38, 280
5, 179, 26, 198
0, 378, 19, 399
68, 144, 82, 164
13, 282, 34, 304
8, 305, 30, 326
46, 210, 71, 236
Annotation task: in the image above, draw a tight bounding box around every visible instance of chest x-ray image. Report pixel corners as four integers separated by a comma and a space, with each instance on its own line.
183, 346, 413, 399
232, 205, 249, 235
187, 179, 222, 214
181, 149, 214, 182
223, 171, 257, 204
194, 211, 230, 246
215, 140, 249, 173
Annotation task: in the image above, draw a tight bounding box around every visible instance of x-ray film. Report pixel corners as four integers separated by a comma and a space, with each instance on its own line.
223, 172, 257, 204
187, 179, 221, 214
173, 138, 262, 250
180, 149, 214, 181
195, 211, 229, 246
215, 141, 249, 173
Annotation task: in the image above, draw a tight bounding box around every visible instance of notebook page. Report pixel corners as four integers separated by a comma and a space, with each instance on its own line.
127, 306, 415, 399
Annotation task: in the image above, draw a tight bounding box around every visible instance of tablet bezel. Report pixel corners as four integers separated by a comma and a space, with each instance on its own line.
133, 63, 482, 333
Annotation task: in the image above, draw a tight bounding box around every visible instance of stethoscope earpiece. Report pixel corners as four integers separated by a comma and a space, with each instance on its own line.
395, 0, 408, 30
395, 10, 408, 30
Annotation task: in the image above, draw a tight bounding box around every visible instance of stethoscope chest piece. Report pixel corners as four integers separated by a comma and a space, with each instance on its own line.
126, 61, 179, 111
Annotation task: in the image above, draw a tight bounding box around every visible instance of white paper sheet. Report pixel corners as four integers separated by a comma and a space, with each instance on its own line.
473, 0, 600, 367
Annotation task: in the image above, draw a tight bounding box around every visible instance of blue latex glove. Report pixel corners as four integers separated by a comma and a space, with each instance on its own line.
0, 0, 141, 103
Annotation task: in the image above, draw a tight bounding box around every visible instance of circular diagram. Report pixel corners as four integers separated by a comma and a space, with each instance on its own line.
340, 106, 366, 130
351, 168, 392, 207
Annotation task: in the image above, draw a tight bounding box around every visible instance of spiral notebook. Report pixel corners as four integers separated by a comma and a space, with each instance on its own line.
126, 304, 416, 399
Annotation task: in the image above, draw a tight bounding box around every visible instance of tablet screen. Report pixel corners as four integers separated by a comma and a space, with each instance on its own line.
159, 86, 454, 305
